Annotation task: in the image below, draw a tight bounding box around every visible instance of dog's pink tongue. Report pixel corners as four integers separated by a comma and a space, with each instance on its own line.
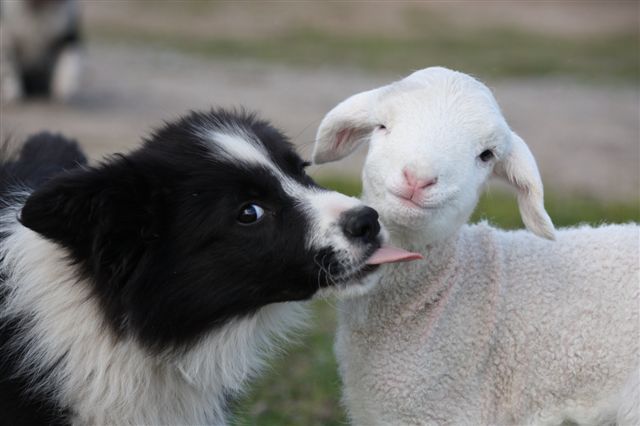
366, 245, 423, 265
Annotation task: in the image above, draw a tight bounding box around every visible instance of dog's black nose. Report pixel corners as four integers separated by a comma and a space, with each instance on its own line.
341, 206, 381, 243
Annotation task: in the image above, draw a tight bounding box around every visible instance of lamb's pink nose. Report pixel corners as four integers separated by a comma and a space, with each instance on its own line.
402, 168, 437, 193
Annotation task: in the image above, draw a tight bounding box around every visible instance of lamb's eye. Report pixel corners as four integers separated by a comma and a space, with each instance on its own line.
377, 124, 387, 131
237, 203, 265, 225
479, 149, 494, 162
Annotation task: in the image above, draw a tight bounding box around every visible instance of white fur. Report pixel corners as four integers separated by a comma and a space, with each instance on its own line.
208, 130, 273, 168
0, 60, 22, 103
304, 190, 362, 252
314, 67, 640, 425
51, 46, 83, 101
0, 200, 307, 425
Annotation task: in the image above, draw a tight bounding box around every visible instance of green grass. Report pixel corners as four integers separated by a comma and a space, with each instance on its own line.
232, 301, 345, 426
476, 189, 640, 229
92, 20, 638, 83
233, 177, 639, 425
317, 176, 640, 227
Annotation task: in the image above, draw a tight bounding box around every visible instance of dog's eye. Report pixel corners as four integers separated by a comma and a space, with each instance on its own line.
237, 203, 265, 224
479, 149, 494, 162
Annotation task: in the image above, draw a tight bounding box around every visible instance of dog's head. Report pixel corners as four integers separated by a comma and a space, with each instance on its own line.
19, 109, 418, 350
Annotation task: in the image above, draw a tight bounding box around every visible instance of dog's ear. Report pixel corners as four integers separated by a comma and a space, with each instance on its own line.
20, 157, 164, 260
313, 87, 385, 164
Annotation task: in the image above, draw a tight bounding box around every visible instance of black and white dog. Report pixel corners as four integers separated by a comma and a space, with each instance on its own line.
0, 109, 419, 424
0, 0, 82, 102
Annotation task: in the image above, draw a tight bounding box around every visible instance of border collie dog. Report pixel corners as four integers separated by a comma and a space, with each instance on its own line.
0, 109, 419, 425
0, 0, 82, 102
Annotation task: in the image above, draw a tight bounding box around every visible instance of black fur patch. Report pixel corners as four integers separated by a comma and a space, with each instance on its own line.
0, 133, 87, 194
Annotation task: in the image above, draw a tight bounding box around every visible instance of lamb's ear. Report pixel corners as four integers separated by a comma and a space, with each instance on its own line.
494, 132, 556, 240
313, 87, 383, 164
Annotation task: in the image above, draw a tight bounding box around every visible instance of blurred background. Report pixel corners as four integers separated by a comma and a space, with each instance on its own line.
1, 1, 638, 424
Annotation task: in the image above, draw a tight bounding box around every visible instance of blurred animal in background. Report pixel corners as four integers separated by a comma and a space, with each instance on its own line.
0, 0, 83, 103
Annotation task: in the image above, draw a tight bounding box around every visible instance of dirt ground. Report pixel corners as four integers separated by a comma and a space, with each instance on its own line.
1, 41, 638, 201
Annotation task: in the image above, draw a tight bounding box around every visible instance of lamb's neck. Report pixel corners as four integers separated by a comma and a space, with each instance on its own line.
368, 225, 497, 322
343, 224, 501, 363
389, 229, 460, 286
338, 230, 464, 330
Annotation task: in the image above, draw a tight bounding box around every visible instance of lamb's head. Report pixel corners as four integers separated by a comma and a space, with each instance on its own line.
313, 67, 555, 245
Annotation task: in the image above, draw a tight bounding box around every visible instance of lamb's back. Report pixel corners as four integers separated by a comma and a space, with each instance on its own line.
492, 223, 639, 424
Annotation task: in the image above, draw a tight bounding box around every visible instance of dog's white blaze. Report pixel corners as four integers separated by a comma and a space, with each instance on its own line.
208, 131, 272, 169
0, 204, 306, 425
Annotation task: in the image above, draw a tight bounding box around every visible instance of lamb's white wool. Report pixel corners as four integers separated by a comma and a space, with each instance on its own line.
335, 224, 639, 426
314, 67, 640, 425
0, 204, 306, 425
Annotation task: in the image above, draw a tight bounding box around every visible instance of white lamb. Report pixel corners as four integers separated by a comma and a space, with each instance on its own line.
312, 67, 639, 426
